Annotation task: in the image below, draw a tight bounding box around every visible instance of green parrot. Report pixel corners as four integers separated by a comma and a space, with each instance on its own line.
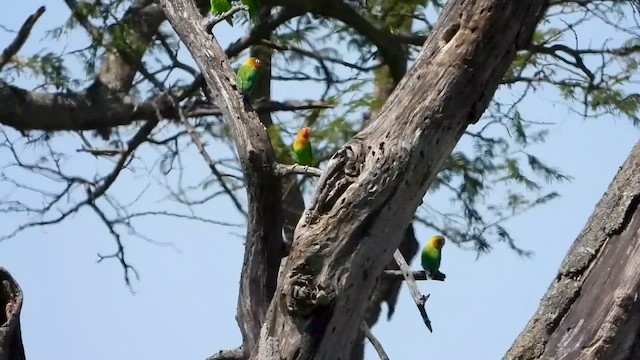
421, 235, 446, 280
292, 127, 313, 166
236, 57, 261, 97
241, 0, 261, 25
210, 0, 233, 26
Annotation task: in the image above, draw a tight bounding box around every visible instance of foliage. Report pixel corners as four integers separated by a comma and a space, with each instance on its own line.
1, 0, 640, 280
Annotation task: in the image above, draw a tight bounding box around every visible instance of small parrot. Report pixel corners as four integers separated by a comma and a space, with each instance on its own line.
236, 57, 261, 97
421, 235, 446, 280
210, 0, 234, 26
293, 127, 313, 166
241, 0, 261, 25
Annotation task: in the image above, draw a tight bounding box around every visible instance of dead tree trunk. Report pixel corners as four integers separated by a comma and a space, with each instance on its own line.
506, 139, 640, 360
0, 268, 25, 360
157, 0, 547, 358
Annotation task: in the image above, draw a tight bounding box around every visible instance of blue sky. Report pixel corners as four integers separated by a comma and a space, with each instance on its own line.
1, 2, 640, 360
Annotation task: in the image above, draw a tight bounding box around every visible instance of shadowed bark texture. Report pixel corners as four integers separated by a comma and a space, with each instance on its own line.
157, 0, 548, 356
161, 0, 548, 357
505, 139, 640, 360
0, 268, 25, 360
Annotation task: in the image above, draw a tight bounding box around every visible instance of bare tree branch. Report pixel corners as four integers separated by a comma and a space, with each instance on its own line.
205, 5, 248, 32
361, 322, 390, 360
0, 6, 45, 72
393, 250, 432, 332
274, 164, 323, 177
381, 270, 445, 281
156, 1, 284, 356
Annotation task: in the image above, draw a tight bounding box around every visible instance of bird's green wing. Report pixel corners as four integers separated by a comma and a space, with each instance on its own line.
421, 246, 441, 274
293, 144, 313, 166
236, 65, 258, 94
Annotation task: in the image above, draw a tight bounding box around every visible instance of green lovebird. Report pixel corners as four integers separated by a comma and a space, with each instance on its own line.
236, 57, 261, 97
292, 127, 313, 166
421, 235, 445, 279
241, 0, 261, 24
210, 0, 233, 26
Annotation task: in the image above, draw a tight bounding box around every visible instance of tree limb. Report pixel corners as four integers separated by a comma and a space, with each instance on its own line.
274, 164, 323, 177
0, 6, 45, 72
393, 250, 433, 332
505, 139, 640, 359
205, 5, 248, 32
155, 1, 284, 357
361, 322, 390, 360
381, 270, 445, 281
254, 1, 546, 358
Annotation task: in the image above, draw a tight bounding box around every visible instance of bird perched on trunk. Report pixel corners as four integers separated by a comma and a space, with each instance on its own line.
421, 235, 446, 280
236, 57, 261, 100
293, 127, 313, 166
241, 0, 261, 25
210, 0, 234, 26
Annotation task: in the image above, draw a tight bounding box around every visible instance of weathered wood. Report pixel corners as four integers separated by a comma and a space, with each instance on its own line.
0, 268, 25, 360
158, 0, 546, 358
154, 1, 284, 357
253, 1, 546, 359
505, 140, 640, 360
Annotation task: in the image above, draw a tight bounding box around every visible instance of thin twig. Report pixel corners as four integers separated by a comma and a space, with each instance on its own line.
361, 322, 390, 360
184, 99, 335, 117
275, 163, 323, 177
393, 250, 433, 332
382, 269, 445, 281
176, 97, 247, 216
0, 6, 46, 71
204, 5, 249, 32
76, 148, 125, 156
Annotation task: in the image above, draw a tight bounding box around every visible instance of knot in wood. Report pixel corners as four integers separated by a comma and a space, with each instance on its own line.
286, 276, 334, 317
341, 146, 361, 178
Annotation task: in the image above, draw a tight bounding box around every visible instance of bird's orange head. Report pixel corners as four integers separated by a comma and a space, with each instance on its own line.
298, 127, 311, 140
245, 57, 261, 69
428, 235, 446, 250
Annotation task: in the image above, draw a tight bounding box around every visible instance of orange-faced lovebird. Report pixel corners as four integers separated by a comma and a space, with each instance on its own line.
421, 235, 446, 280
293, 127, 313, 166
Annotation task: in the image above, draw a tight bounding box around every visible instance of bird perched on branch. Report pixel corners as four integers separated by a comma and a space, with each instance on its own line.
210, 0, 233, 26
293, 127, 313, 167
236, 57, 261, 101
421, 235, 446, 280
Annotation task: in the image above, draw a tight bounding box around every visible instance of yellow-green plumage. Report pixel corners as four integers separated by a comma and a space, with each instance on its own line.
293, 127, 313, 166
241, 0, 261, 24
236, 57, 261, 96
210, 0, 233, 26
421, 235, 445, 278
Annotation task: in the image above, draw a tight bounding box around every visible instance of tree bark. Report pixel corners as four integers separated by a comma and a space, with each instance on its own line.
156, 1, 285, 357
505, 139, 640, 360
156, 0, 546, 358
252, 1, 546, 358
0, 268, 25, 360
